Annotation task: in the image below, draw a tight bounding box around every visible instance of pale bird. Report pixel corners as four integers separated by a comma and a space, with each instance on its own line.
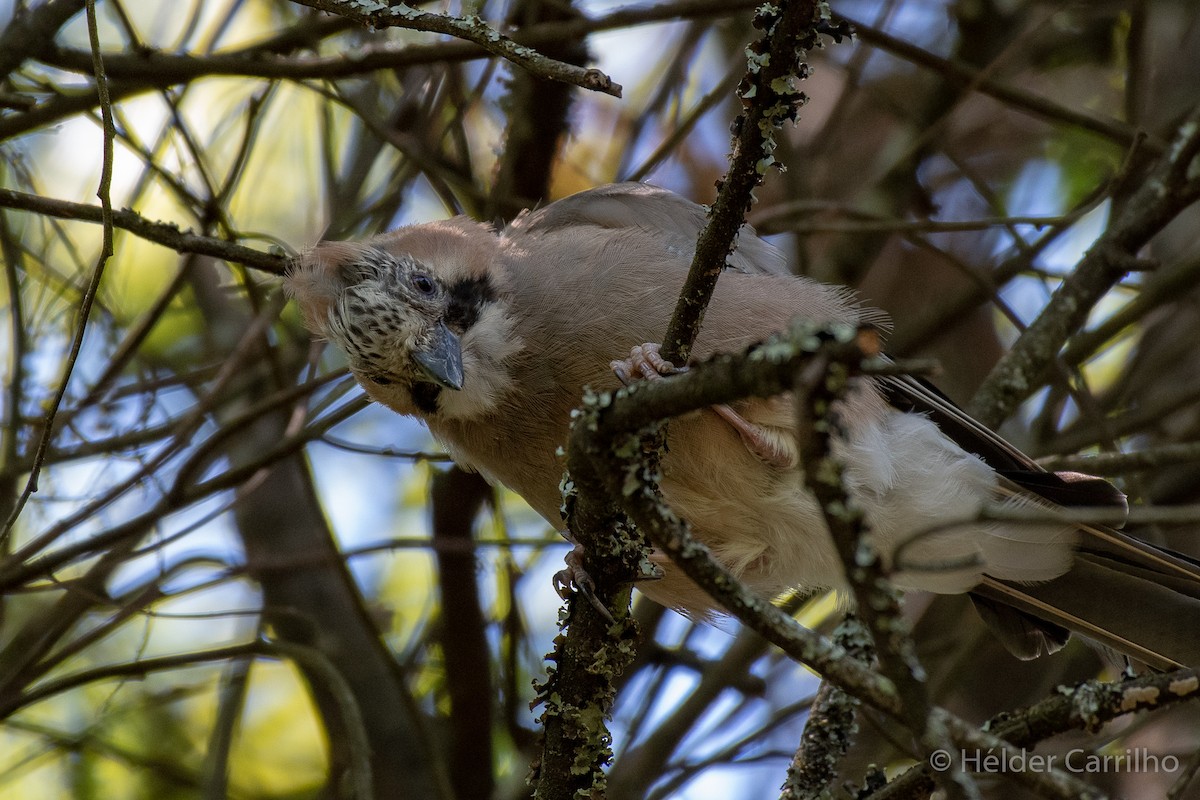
286, 182, 1200, 670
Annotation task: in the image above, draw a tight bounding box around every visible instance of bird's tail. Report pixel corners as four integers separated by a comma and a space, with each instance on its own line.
972, 523, 1200, 670
881, 373, 1200, 669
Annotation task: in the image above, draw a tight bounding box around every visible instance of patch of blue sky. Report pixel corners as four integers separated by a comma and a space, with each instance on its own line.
995, 161, 1113, 336
611, 648, 812, 798
304, 401, 436, 584
604, 611, 820, 797
613, 658, 702, 747
828, 0, 956, 75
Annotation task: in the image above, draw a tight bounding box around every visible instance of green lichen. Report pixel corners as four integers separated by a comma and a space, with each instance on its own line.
745, 48, 771, 73
1064, 681, 1107, 731
1170, 675, 1200, 696
770, 76, 800, 95
385, 2, 420, 19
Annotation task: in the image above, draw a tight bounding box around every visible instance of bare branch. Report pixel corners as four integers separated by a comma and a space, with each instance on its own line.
0, 0, 84, 81
969, 104, 1200, 427
287, 0, 621, 97
0, 189, 287, 273
3, 0, 117, 539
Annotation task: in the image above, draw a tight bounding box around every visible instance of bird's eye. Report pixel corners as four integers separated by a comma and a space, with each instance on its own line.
368, 375, 393, 386
412, 273, 436, 296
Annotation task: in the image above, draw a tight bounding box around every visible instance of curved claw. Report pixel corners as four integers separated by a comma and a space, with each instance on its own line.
553, 543, 616, 624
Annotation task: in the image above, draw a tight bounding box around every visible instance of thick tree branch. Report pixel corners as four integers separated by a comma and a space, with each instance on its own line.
530, 476, 645, 800
0, 0, 84, 81
487, 0, 589, 218
431, 467, 495, 800
781, 618, 871, 800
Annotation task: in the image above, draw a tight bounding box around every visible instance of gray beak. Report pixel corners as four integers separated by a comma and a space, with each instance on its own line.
413, 320, 464, 390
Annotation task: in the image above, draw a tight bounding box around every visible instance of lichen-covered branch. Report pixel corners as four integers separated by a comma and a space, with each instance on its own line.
530, 465, 645, 800
870, 669, 1200, 800
287, 0, 621, 97
569, 323, 905, 714
781, 617, 871, 800
534, 4, 839, 794
661, 0, 832, 363
566, 322, 1181, 797
790, 330, 975, 800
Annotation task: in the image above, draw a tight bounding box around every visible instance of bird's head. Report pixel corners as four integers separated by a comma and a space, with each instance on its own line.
286, 221, 521, 420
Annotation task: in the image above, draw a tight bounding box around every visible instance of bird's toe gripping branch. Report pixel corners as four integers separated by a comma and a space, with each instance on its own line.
552, 538, 617, 624
610, 342, 681, 385
612, 341, 795, 468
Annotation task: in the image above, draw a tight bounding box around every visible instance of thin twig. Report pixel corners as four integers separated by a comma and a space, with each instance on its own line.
844, 15, 1147, 152
968, 103, 1200, 427
0, 189, 287, 273
287, 0, 620, 97
1038, 442, 1200, 476
2, 0, 117, 539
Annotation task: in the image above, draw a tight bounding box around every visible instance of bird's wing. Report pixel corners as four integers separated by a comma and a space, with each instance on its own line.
879, 374, 1041, 472
507, 182, 793, 276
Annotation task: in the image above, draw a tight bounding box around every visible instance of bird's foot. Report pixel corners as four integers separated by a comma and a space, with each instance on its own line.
611, 342, 794, 469
611, 342, 681, 385
553, 542, 615, 624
